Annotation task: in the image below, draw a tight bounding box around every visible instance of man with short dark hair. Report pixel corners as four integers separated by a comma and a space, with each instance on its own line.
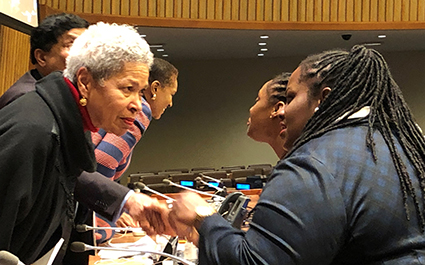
0, 13, 89, 109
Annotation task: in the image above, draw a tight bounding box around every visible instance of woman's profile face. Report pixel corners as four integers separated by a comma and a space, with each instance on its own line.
149, 75, 178, 120
247, 80, 281, 143
84, 61, 150, 136
279, 67, 320, 151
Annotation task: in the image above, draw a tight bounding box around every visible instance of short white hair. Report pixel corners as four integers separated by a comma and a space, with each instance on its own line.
64, 22, 153, 83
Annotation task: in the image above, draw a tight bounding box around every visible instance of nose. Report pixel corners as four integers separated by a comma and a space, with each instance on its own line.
130, 94, 143, 113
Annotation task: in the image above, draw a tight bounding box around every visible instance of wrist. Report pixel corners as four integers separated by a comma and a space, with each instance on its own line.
193, 205, 216, 230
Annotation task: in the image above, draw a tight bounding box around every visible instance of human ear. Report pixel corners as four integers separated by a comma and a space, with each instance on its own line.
150, 80, 161, 94
75, 67, 92, 99
270, 101, 285, 118
320, 87, 332, 102
33, 49, 47, 67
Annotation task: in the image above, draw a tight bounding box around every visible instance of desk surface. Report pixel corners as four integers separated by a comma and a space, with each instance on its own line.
88, 189, 261, 265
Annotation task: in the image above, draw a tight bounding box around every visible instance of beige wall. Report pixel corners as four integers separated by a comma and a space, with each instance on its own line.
126, 50, 425, 174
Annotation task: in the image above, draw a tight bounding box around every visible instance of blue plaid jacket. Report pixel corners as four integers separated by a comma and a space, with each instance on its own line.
198, 122, 425, 265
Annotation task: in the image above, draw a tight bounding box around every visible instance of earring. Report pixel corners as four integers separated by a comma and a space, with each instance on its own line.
79, 97, 87, 107
152, 94, 156, 101
314, 107, 319, 112
270, 114, 274, 119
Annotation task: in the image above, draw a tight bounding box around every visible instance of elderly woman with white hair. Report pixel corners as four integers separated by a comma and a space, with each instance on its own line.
0, 22, 170, 264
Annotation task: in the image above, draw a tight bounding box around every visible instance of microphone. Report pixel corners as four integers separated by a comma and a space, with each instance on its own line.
195, 177, 224, 192
0, 251, 25, 265
134, 182, 176, 201
70, 242, 195, 265
199, 173, 222, 183
163, 179, 225, 200
76, 224, 140, 233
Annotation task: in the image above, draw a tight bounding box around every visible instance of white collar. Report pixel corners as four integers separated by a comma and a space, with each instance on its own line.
335, 106, 370, 123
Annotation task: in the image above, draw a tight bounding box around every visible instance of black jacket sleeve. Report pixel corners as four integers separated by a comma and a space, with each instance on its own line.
75, 171, 130, 221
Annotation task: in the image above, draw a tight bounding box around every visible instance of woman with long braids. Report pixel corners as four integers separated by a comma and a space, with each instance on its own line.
168, 45, 425, 264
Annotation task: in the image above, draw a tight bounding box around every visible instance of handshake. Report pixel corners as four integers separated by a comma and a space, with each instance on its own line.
123, 191, 215, 245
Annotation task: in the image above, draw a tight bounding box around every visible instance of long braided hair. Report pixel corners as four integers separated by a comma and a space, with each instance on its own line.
288, 45, 425, 230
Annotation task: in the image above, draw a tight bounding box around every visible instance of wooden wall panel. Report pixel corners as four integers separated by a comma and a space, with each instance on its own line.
239, 0, 247, 21
199, 0, 207, 19
247, 0, 256, 21
264, 0, 272, 21
190, 0, 198, 18
314, 0, 322, 22
175, 0, 183, 18
378, 0, 386, 21
39, 0, 425, 23
222, 0, 231, 20
289, 0, 298, 21
370, 0, 378, 21
394, 0, 402, 21
401, 0, 410, 21
231, 0, 239, 20
346, 0, 354, 21
330, 0, 338, 22
182, 0, 190, 18
207, 0, 215, 19
271, 0, 280, 21
419, 0, 425, 20
0, 26, 31, 97
410, 0, 418, 21
130, 0, 139, 16
339, 0, 347, 21
256, 0, 264, 21
298, 0, 306, 21
306, 0, 314, 22
93, 1, 102, 14
157, 0, 165, 17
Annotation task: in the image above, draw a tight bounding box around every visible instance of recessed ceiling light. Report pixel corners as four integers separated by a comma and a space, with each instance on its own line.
258, 53, 264, 57
260, 48, 268, 52
362, 42, 382, 47
260, 35, 269, 39
150, 44, 163, 48
378, 34, 386, 39
162, 54, 169, 57
140, 34, 146, 38
157, 48, 165, 52
258, 42, 267, 46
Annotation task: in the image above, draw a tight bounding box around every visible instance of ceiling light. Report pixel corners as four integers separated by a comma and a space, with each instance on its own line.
258, 53, 264, 57
362, 42, 382, 47
157, 48, 165, 52
260, 48, 268, 52
260, 35, 269, 39
162, 54, 169, 57
378, 34, 386, 39
258, 42, 267, 46
140, 34, 146, 38
150, 44, 163, 48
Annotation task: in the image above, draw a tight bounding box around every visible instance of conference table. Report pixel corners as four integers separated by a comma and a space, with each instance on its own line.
88, 188, 261, 265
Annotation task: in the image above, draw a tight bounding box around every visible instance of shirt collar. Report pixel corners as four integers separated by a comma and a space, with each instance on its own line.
335, 106, 370, 123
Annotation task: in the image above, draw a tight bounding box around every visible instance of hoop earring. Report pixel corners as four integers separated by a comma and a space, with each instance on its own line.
79, 97, 87, 107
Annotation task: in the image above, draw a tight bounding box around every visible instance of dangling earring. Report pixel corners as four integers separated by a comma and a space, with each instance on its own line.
151, 94, 156, 101
79, 97, 87, 107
